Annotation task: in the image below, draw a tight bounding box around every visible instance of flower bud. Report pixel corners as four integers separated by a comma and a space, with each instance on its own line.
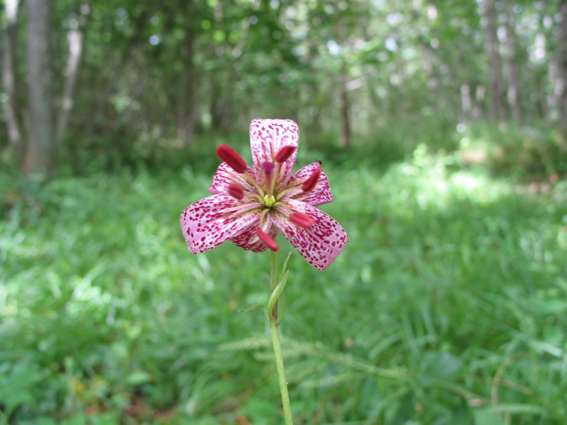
216, 144, 248, 173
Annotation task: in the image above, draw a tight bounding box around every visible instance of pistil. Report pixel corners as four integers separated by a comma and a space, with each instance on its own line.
263, 194, 277, 207
262, 161, 276, 197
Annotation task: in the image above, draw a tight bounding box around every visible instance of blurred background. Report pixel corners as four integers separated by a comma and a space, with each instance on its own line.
1, 0, 567, 424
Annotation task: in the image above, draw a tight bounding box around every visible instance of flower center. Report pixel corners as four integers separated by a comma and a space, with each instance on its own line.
263, 194, 277, 208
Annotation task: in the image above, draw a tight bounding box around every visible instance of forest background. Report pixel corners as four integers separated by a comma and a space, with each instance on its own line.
1, 0, 567, 424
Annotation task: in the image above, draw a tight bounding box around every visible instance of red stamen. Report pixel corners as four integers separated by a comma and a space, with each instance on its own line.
275, 145, 296, 163
256, 228, 279, 251
216, 144, 248, 173
302, 167, 321, 192
289, 212, 316, 228
227, 183, 244, 200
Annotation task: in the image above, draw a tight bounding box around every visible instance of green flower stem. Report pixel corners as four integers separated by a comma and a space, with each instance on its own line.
270, 250, 279, 315
267, 270, 289, 320
269, 250, 294, 425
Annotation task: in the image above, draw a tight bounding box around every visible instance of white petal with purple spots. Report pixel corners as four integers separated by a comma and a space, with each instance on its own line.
180, 195, 260, 254
272, 199, 348, 271
250, 119, 299, 189
286, 162, 334, 207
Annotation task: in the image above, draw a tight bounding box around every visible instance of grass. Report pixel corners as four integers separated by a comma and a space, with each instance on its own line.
1, 150, 567, 425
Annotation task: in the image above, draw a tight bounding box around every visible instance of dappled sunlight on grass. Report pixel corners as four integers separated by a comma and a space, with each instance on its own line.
457, 123, 567, 180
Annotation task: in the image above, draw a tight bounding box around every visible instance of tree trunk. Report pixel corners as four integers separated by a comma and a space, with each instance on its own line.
210, 77, 222, 132
2, 0, 24, 158
533, 68, 548, 120
211, 70, 238, 135
56, 3, 89, 142
176, 1, 197, 146
484, 0, 506, 122
460, 84, 472, 122
23, 0, 55, 178
559, 1, 567, 130
340, 67, 351, 148
473, 84, 485, 119
177, 56, 196, 144
307, 79, 323, 139
502, 0, 521, 122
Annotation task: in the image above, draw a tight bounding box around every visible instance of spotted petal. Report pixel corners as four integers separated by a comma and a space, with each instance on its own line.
231, 217, 279, 253
286, 162, 334, 207
273, 199, 348, 271
209, 162, 256, 195
249, 119, 299, 189
180, 195, 261, 254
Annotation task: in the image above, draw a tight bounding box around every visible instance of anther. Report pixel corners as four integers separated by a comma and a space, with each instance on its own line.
275, 146, 296, 163
289, 212, 316, 228
256, 228, 279, 251
227, 183, 244, 200
301, 166, 321, 192
216, 144, 248, 173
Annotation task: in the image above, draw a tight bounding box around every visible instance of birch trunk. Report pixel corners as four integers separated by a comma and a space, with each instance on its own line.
503, 0, 521, 122
56, 5, 88, 141
2, 0, 23, 156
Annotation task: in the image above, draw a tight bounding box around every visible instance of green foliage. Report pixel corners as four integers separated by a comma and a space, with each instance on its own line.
2, 149, 567, 424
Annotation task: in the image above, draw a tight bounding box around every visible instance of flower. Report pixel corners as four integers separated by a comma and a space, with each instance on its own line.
180, 119, 347, 271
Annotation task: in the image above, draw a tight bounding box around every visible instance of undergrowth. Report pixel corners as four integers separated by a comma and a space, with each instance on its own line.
1, 150, 567, 425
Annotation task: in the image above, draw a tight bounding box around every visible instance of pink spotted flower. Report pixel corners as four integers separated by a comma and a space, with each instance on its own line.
180, 119, 347, 271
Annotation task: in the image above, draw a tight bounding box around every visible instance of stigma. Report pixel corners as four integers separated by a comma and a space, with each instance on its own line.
263, 194, 277, 207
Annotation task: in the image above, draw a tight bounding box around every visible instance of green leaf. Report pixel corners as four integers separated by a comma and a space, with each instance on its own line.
238, 304, 265, 313
450, 405, 474, 425
88, 412, 120, 425
19, 418, 58, 425
389, 391, 415, 425
485, 404, 547, 415
126, 370, 151, 386
417, 351, 463, 386
239, 399, 281, 425
473, 408, 505, 425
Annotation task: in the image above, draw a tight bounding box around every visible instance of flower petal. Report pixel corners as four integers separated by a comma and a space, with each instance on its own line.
272, 199, 347, 271
250, 119, 299, 188
209, 162, 256, 195
286, 162, 334, 207
180, 195, 261, 254
230, 216, 278, 253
